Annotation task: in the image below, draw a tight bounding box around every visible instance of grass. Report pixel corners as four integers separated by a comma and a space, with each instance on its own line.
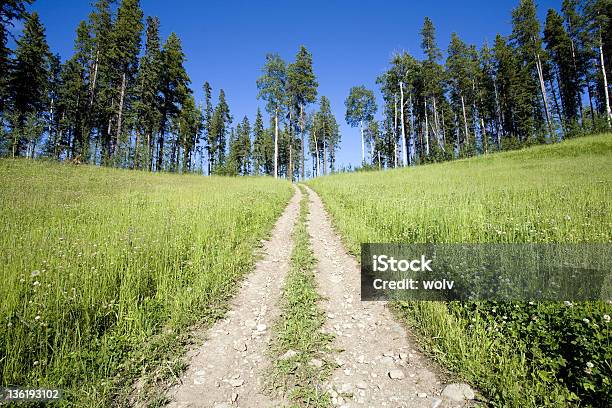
307, 134, 612, 407
267, 185, 334, 407
0, 159, 293, 406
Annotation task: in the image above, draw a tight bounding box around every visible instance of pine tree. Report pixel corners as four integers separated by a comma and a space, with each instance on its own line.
209, 89, 231, 173
447, 33, 474, 150
0, 0, 33, 114
287, 45, 318, 181
133, 16, 162, 170
257, 53, 286, 179
8, 11, 51, 158
157, 32, 190, 171
511, 0, 553, 138
177, 94, 202, 172
87, 0, 114, 161
345, 86, 376, 164
57, 56, 87, 159
544, 9, 581, 127
420, 17, 445, 157
252, 107, 271, 175
109, 0, 143, 160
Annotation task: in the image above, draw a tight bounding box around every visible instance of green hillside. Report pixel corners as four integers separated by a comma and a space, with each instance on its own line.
0, 160, 292, 406
307, 134, 612, 407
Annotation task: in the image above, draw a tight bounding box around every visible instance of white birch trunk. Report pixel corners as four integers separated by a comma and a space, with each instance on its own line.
360, 120, 365, 164
115, 72, 127, 155
599, 30, 612, 127
400, 82, 408, 166
424, 99, 429, 156
393, 94, 398, 168
461, 94, 469, 144
274, 112, 279, 179
535, 52, 553, 135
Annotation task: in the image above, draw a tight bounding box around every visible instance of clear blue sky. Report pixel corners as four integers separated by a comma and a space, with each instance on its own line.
22, 0, 561, 170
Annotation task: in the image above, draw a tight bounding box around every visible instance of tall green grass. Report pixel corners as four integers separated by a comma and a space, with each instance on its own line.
307, 134, 612, 407
0, 159, 292, 406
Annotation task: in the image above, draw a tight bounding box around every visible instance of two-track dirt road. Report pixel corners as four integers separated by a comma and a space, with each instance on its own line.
164, 186, 474, 408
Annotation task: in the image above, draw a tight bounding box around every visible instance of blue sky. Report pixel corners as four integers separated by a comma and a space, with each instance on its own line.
23, 0, 560, 170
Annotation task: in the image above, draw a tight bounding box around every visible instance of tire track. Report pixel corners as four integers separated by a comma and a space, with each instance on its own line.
304, 185, 473, 408
165, 186, 301, 408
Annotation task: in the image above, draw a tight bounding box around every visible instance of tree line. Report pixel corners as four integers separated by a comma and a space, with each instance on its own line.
0, 0, 340, 179
346, 0, 611, 169
1, 0, 610, 177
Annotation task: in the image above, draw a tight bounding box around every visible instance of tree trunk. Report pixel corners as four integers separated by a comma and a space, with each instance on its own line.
360, 120, 365, 164
409, 92, 415, 164
274, 112, 279, 179
399, 82, 408, 166
393, 94, 398, 168
134, 128, 140, 169
599, 29, 612, 128
424, 99, 429, 156
115, 72, 127, 156
535, 52, 553, 137
461, 94, 469, 145
432, 96, 440, 141
300, 104, 305, 181
569, 38, 585, 127
549, 76, 564, 139
323, 138, 327, 176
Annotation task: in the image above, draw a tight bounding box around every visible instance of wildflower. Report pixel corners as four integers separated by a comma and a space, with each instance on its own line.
564, 215, 571, 221
31, 270, 40, 277
563, 301, 573, 307
33, 361, 39, 366
34, 315, 40, 321
33, 281, 40, 286
604, 314, 610, 323
586, 362, 594, 369
583, 318, 590, 324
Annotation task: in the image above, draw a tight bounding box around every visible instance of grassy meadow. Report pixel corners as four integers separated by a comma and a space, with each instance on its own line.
0, 160, 292, 406
307, 134, 612, 407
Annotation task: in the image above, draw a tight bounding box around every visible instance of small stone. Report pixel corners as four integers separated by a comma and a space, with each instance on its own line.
244, 319, 256, 328
356, 381, 368, 390
417, 392, 427, 398
194, 370, 205, 376
339, 383, 353, 394
193, 377, 204, 385
388, 369, 405, 380
399, 352, 408, 360
431, 397, 443, 408
356, 355, 365, 364
343, 368, 352, 376
380, 356, 395, 366
234, 343, 247, 352
441, 383, 475, 401
228, 378, 244, 387
310, 358, 324, 368
383, 351, 394, 357
231, 392, 238, 402
256, 323, 267, 332
280, 349, 298, 360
